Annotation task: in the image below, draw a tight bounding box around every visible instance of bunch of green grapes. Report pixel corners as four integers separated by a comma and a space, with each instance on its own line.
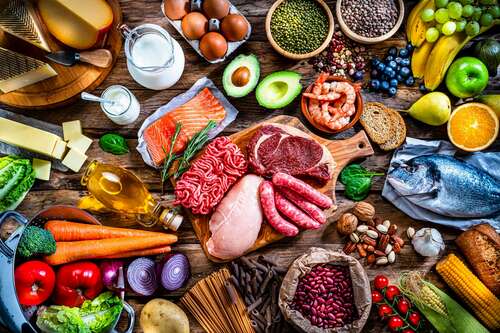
420, 0, 499, 42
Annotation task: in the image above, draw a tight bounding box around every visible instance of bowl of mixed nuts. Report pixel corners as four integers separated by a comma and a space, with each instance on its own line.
266, 0, 335, 60
336, 0, 404, 44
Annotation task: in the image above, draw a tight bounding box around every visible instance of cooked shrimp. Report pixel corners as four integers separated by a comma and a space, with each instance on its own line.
303, 92, 341, 101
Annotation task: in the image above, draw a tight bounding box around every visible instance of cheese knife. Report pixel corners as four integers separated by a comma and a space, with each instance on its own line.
46, 49, 113, 68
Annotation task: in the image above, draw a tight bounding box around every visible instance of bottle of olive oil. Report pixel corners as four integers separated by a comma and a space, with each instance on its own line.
81, 161, 183, 230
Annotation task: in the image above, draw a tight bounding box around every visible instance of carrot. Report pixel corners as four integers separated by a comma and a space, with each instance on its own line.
99, 245, 171, 259
45, 220, 170, 241
44, 234, 178, 265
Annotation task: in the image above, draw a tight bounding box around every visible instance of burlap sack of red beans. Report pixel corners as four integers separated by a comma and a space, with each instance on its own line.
279, 247, 371, 332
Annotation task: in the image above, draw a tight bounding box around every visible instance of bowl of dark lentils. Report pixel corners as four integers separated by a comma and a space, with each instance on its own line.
266, 0, 335, 60
336, 0, 405, 44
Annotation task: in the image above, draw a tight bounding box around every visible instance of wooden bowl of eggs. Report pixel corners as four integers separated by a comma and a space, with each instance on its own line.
162, 0, 251, 63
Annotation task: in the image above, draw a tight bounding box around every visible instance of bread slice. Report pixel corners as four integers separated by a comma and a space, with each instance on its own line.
360, 102, 394, 145
380, 109, 406, 151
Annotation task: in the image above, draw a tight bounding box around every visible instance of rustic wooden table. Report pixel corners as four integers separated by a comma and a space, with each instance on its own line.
2, 1, 498, 332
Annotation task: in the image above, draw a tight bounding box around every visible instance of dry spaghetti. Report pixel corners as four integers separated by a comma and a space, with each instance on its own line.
174, 137, 247, 214
180, 268, 254, 333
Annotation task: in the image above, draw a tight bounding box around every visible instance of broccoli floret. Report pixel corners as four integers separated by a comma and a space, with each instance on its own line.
17, 226, 56, 258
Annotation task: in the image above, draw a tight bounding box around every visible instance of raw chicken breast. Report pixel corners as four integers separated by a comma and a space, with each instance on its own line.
207, 174, 264, 260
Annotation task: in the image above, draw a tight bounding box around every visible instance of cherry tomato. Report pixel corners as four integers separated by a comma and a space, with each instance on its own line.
385, 285, 400, 301
374, 275, 389, 290
387, 316, 404, 332
378, 304, 392, 320
372, 290, 384, 303
402, 329, 415, 333
408, 311, 421, 326
396, 297, 411, 314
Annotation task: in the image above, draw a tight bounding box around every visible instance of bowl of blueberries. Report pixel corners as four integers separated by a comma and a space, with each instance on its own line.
368, 44, 417, 97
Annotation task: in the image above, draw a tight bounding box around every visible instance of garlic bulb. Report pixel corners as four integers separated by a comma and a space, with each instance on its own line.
411, 228, 445, 257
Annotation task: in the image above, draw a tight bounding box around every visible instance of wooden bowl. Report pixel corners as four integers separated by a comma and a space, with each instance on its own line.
301, 75, 363, 134
265, 0, 335, 60
335, 0, 404, 44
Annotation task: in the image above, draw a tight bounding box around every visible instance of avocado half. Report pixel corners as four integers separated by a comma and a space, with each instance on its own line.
255, 71, 302, 109
223, 54, 260, 98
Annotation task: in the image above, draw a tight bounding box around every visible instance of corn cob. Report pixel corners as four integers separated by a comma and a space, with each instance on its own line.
436, 254, 500, 330
420, 284, 447, 316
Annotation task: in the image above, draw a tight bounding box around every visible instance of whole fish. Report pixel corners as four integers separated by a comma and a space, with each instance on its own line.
387, 154, 500, 218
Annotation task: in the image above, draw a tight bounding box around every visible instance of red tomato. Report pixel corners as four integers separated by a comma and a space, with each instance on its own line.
15, 261, 55, 306
372, 290, 384, 303
408, 311, 421, 326
374, 275, 389, 290
402, 329, 415, 333
378, 304, 392, 319
388, 316, 404, 332
385, 285, 400, 301
396, 297, 411, 315
53, 261, 103, 307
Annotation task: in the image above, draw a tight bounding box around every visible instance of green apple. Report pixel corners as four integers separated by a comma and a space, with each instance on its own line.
445, 57, 489, 98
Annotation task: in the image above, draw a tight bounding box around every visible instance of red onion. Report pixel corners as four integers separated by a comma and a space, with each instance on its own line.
159, 253, 190, 291
100, 260, 125, 291
127, 258, 159, 296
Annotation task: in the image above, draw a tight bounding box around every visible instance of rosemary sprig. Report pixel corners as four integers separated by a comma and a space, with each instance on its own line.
174, 120, 217, 179
161, 122, 182, 188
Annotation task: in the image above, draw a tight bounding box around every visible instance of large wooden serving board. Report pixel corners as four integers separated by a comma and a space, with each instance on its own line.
189, 115, 374, 263
0, 0, 122, 109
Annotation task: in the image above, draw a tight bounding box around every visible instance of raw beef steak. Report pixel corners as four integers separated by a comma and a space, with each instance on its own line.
247, 124, 335, 182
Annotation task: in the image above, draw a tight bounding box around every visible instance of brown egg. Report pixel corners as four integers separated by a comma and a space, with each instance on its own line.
181, 12, 208, 40
202, 0, 230, 19
163, 0, 190, 20
199, 32, 228, 60
221, 14, 248, 41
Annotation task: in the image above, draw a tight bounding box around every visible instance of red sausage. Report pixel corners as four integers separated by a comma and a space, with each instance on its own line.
274, 191, 321, 230
259, 181, 299, 237
272, 172, 333, 209
278, 187, 327, 224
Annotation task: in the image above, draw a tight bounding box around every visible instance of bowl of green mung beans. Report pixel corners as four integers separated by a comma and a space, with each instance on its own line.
266, 0, 334, 60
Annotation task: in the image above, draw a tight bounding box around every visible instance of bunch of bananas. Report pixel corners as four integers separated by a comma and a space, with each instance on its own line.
407, 0, 498, 90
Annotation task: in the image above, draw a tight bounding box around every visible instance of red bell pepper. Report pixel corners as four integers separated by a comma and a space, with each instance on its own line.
53, 261, 103, 307
15, 260, 56, 306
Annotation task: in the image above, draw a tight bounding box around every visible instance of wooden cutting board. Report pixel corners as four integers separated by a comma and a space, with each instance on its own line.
0, 0, 122, 109
189, 115, 374, 263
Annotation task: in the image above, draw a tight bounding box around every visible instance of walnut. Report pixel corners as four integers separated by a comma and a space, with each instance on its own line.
337, 213, 358, 235
352, 202, 375, 222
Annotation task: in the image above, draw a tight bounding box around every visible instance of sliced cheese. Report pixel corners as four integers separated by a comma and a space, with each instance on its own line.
32, 158, 51, 181
37, 0, 114, 50
0, 47, 57, 93
52, 140, 67, 160
67, 135, 92, 154
0, 117, 62, 157
62, 148, 87, 172
62, 120, 82, 141
0, 0, 51, 51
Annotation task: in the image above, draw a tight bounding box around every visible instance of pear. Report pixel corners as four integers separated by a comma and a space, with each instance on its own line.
476, 95, 500, 118
406, 92, 451, 126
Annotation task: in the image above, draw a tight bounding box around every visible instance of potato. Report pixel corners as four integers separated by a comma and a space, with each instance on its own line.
140, 298, 189, 333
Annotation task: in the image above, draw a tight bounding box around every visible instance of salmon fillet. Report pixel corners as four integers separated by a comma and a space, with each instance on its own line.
144, 88, 226, 166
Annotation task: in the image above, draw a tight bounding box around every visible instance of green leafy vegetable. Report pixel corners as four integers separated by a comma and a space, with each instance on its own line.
17, 226, 56, 258
161, 122, 182, 187
174, 120, 217, 179
0, 155, 35, 212
99, 133, 129, 155
36, 292, 123, 333
340, 164, 383, 201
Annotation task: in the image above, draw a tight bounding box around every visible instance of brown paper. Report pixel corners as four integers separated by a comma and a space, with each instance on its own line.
279, 247, 371, 333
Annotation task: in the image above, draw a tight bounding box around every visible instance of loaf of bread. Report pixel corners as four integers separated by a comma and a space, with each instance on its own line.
455, 223, 500, 295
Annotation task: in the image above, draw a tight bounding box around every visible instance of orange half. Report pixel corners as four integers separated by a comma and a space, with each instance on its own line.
448, 102, 499, 152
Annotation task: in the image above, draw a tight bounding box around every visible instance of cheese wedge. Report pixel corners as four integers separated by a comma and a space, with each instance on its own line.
62, 148, 87, 172
0, 47, 57, 93
62, 120, 82, 141
37, 0, 114, 50
0, 0, 51, 51
67, 135, 92, 154
0, 117, 63, 157
33, 158, 51, 181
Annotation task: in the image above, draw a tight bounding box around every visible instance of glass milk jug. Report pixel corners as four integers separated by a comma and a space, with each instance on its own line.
120, 24, 185, 90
